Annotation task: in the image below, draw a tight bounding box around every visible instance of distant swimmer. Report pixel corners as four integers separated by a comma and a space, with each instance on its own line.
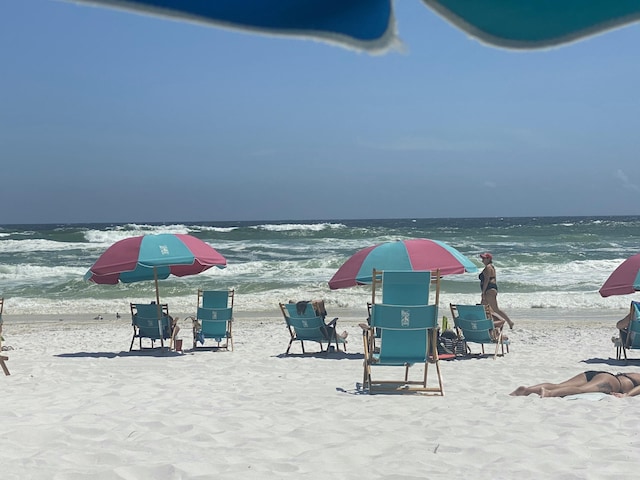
93, 315, 103, 320
116, 312, 121, 319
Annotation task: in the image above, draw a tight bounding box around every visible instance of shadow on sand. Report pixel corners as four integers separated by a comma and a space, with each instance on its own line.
582, 356, 640, 367
275, 350, 364, 360
55, 349, 183, 359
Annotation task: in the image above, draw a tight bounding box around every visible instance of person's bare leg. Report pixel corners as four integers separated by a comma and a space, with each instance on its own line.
540, 374, 618, 397
485, 290, 514, 328
510, 382, 567, 396
510, 372, 590, 396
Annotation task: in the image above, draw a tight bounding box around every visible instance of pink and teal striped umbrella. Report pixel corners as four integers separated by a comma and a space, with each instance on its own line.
85, 233, 226, 304
599, 253, 640, 297
328, 238, 477, 290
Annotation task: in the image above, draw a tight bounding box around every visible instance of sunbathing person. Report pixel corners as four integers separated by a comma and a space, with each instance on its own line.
510, 371, 640, 398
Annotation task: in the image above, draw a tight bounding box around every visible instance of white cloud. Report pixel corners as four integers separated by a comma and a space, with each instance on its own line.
615, 169, 640, 192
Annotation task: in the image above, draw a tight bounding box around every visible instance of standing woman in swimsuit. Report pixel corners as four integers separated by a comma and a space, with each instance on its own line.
479, 252, 514, 329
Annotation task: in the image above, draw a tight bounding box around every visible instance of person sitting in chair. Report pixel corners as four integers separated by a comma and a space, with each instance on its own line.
616, 311, 634, 344
291, 300, 348, 340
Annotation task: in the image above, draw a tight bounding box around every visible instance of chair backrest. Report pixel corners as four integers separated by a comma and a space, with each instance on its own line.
380, 271, 431, 305
453, 304, 491, 321
281, 303, 328, 341
450, 304, 494, 343
628, 301, 640, 348
200, 289, 234, 309
370, 303, 437, 363
131, 303, 171, 339
197, 306, 233, 336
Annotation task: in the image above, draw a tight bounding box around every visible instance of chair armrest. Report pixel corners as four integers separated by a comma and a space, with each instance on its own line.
326, 317, 339, 327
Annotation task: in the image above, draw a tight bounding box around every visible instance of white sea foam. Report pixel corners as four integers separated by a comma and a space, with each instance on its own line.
0, 239, 90, 253
83, 224, 192, 244
251, 222, 346, 232
4, 287, 634, 316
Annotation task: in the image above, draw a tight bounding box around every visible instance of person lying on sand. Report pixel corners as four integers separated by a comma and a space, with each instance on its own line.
510, 371, 640, 398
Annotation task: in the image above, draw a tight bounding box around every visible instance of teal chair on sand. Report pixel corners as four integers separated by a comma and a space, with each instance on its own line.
189, 289, 234, 351
129, 303, 173, 351
449, 304, 509, 359
279, 302, 346, 355
616, 301, 640, 361
360, 303, 443, 395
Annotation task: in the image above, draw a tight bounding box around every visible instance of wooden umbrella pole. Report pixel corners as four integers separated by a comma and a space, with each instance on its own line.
153, 267, 164, 348
154, 266, 161, 305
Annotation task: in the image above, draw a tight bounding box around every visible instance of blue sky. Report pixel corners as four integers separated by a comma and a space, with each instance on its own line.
2, 1, 640, 224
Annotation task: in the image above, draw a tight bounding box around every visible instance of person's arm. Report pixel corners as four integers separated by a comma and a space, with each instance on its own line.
613, 385, 640, 397
617, 313, 631, 331
481, 267, 491, 298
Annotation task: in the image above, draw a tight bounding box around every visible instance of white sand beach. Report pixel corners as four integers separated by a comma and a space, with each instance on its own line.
2, 308, 640, 479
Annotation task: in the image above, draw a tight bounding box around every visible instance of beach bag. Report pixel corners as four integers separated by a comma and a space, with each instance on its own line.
439, 329, 467, 356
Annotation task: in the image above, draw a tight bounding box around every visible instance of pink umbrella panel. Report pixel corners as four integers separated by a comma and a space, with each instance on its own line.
85, 233, 227, 304
328, 238, 478, 290
599, 253, 640, 297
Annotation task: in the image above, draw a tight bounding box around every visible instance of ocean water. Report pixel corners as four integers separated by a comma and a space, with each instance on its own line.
0, 217, 639, 316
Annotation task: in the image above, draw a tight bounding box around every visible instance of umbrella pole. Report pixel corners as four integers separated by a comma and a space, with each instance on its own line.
154, 267, 161, 306
153, 267, 165, 349
434, 269, 441, 307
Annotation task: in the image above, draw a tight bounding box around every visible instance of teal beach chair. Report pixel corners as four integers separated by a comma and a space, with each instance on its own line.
449, 304, 509, 358
361, 303, 443, 395
617, 301, 640, 360
280, 301, 346, 355
368, 270, 433, 344
129, 303, 173, 351
190, 289, 234, 351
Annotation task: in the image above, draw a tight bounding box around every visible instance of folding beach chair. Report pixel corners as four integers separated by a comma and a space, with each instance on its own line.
368, 270, 433, 345
129, 303, 173, 351
279, 301, 346, 355
360, 302, 443, 395
189, 289, 235, 351
617, 301, 640, 360
449, 303, 509, 359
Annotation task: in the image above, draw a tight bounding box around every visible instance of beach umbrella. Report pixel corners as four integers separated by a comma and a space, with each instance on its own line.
85, 233, 227, 305
599, 253, 640, 297
66, 0, 640, 52
328, 239, 477, 304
